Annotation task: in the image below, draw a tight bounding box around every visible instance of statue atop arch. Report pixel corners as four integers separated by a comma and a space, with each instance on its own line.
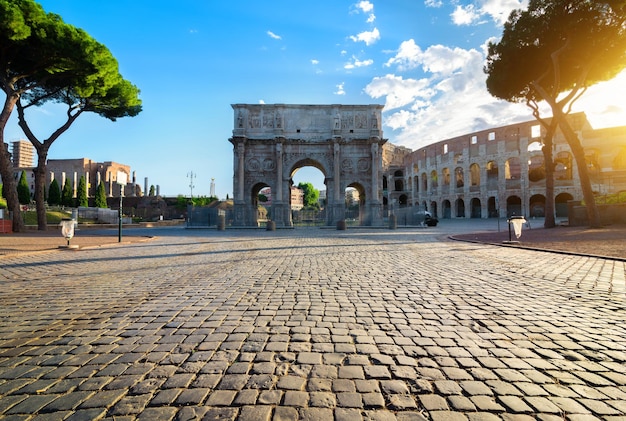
229, 104, 386, 227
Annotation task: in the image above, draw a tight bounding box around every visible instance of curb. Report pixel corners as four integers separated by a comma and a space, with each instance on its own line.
448, 235, 626, 262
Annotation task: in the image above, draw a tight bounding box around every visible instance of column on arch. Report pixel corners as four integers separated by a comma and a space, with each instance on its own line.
276, 141, 283, 202
236, 141, 245, 201
371, 142, 379, 200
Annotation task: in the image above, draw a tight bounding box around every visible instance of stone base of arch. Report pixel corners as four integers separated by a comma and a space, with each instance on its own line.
233, 201, 384, 228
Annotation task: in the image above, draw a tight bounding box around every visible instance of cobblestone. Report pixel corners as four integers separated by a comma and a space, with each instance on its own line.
1, 226, 626, 419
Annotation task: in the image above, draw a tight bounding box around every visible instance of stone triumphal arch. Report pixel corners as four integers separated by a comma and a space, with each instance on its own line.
229, 104, 386, 227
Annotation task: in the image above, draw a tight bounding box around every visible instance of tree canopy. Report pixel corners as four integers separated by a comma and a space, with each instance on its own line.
485, 0, 626, 227
48, 179, 61, 206
298, 182, 320, 209
94, 181, 107, 208
77, 175, 88, 207
0, 0, 142, 231
17, 170, 30, 205
61, 177, 73, 207
485, 0, 626, 104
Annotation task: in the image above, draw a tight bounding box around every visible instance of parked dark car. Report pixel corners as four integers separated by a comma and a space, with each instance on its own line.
415, 210, 438, 226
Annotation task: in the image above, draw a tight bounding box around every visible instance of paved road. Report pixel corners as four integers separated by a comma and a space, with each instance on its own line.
1, 223, 625, 420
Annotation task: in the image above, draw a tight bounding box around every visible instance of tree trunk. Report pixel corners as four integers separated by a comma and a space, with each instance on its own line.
556, 112, 601, 227
542, 121, 558, 229
0, 94, 25, 232
33, 149, 48, 230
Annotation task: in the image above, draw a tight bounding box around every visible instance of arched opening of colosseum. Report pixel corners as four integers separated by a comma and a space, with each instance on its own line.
470, 163, 480, 191
507, 195, 522, 217
442, 168, 451, 188
456, 199, 465, 217
528, 155, 546, 183
399, 194, 408, 207
394, 170, 404, 191
488, 197, 498, 218
430, 201, 438, 217
455, 167, 464, 189
443, 200, 451, 219
529, 194, 546, 217
586, 149, 601, 181
555, 152, 573, 180
528, 140, 542, 152
615, 147, 626, 170
421, 172, 428, 191
430, 170, 438, 191
486, 161, 498, 189
470, 198, 481, 218
505, 157, 521, 189
555, 192, 574, 218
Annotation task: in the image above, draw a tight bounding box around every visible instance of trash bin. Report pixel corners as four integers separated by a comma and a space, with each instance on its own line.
266, 220, 276, 231
59, 218, 77, 248
507, 215, 527, 242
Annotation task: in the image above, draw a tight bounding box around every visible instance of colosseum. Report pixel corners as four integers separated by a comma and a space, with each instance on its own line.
382, 112, 626, 222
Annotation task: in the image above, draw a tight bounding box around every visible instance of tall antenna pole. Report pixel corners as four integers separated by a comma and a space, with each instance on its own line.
187, 171, 196, 199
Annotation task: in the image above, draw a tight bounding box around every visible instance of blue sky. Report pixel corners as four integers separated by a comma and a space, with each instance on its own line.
5, 0, 626, 199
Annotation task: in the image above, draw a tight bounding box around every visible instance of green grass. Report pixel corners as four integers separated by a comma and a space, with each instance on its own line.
23, 210, 72, 225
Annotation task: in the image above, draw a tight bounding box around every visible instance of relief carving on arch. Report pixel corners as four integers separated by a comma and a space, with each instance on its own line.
341, 158, 353, 174
247, 158, 261, 172
263, 112, 274, 128
263, 158, 275, 171
357, 158, 370, 172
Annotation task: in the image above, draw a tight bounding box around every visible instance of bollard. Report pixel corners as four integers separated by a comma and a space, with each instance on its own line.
388, 214, 397, 230
336, 219, 347, 230
217, 214, 226, 231
266, 220, 276, 231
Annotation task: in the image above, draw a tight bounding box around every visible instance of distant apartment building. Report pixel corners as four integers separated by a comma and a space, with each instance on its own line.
11, 140, 35, 168
0, 140, 37, 200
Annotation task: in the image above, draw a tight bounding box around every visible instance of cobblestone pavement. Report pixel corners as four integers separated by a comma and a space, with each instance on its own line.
1, 227, 625, 420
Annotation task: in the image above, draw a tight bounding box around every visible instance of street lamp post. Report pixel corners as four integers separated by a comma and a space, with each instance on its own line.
117, 171, 128, 243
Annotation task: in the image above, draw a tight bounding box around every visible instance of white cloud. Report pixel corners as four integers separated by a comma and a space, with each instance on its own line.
451, 4, 481, 26
384, 39, 422, 71
424, 0, 443, 7
266, 30, 282, 40
334, 82, 346, 95
384, 40, 482, 75
349, 28, 380, 46
344, 57, 374, 69
258, 100, 266, 104
421, 45, 482, 75
355, 1, 374, 13
451, 1, 527, 27
368, 40, 532, 147
480, 0, 527, 25
311, 59, 319, 65
364, 74, 434, 110
366, 13, 376, 23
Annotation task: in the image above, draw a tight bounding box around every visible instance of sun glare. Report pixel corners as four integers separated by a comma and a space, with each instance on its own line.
575, 69, 626, 129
